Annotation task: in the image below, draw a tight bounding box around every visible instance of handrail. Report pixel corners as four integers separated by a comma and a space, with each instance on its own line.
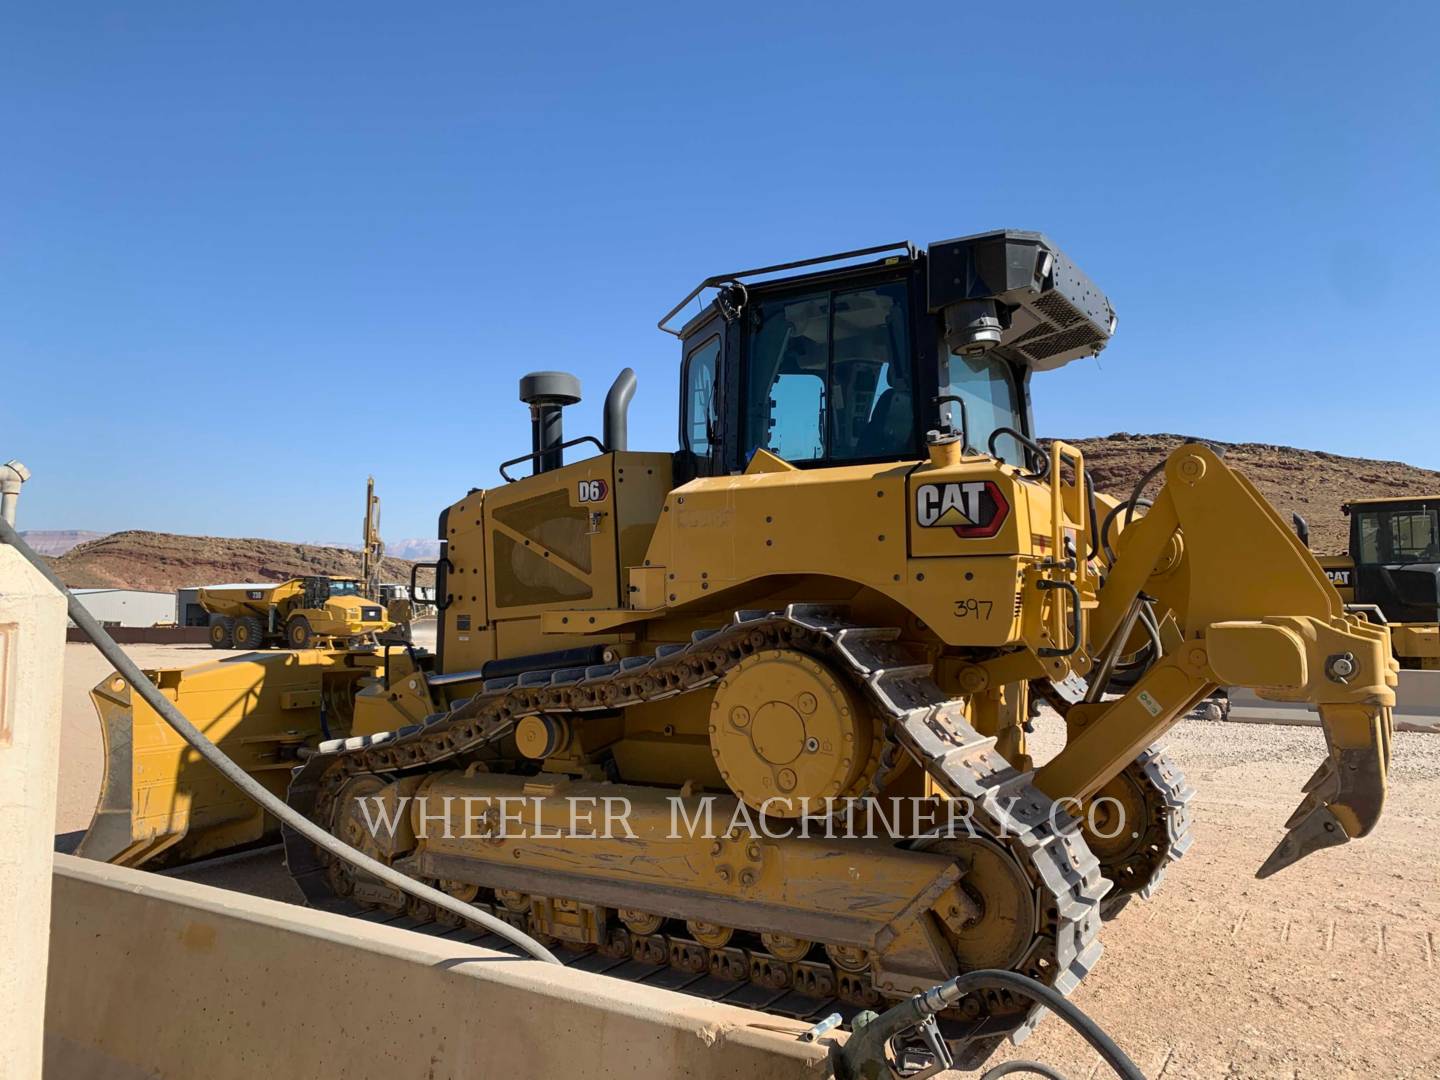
498, 435, 606, 482
658, 241, 917, 336
1037, 579, 1081, 657
1046, 440, 1089, 654
1048, 440, 1089, 581
411, 556, 453, 613
988, 426, 1049, 480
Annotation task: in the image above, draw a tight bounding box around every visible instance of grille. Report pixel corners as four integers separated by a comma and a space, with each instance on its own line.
1033, 291, 1083, 328
1018, 322, 1106, 361
1012, 320, 1060, 346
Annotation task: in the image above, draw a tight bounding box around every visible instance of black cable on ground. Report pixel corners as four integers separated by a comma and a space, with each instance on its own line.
981, 1061, 1070, 1080
1, 518, 561, 965
958, 971, 1142, 1080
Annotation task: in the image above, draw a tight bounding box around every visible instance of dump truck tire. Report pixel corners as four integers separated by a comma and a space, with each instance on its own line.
232, 615, 265, 649
286, 616, 313, 649
207, 615, 233, 649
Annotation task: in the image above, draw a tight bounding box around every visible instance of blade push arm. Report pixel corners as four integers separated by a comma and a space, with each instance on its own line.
1034, 444, 1395, 877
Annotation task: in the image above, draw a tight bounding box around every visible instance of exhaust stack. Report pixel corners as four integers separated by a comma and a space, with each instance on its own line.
604, 368, 637, 452
519, 371, 582, 475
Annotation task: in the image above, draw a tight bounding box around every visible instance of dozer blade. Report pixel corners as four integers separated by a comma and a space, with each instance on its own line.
78, 650, 361, 868
1257, 701, 1392, 878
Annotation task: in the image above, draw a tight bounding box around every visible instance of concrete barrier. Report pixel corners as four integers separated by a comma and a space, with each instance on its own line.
1, 547, 67, 1080
65, 626, 210, 644
45, 854, 837, 1080
1226, 669, 1440, 733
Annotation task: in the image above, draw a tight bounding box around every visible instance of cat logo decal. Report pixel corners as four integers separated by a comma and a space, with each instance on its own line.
915, 481, 1009, 538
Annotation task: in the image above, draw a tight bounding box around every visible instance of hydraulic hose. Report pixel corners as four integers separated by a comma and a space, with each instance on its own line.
0, 519, 561, 966
832, 968, 1143, 1080
1122, 459, 1167, 528
1100, 495, 1152, 566
1136, 600, 1164, 657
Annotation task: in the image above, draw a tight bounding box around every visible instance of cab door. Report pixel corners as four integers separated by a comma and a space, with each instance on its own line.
676, 311, 726, 481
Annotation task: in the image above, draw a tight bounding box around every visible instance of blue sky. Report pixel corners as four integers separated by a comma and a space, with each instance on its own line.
4, 2, 1438, 542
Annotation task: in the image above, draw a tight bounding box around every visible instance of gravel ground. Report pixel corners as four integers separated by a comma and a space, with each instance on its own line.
55, 650, 1439, 1078
979, 711, 1440, 1078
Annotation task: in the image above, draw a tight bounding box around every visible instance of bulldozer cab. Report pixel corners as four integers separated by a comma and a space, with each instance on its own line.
1345, 497, 1440, 624
663, 231, 1116, 481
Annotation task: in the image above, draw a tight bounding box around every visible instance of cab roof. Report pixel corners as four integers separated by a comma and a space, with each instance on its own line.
659, 230, 1116, 372
1343, 495, 1440, 512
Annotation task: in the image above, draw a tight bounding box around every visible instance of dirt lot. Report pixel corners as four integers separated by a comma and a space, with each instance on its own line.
55, 642, 1439, 1078
975, 718, 1440, 1078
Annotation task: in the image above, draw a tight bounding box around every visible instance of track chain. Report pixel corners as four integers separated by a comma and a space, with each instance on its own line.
283, 605, 1108, 1046
1032, 678, 1195, 917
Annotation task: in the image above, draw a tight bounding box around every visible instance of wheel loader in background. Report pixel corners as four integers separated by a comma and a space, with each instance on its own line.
200, 575, 392, 649
1319, 495, 1440, 669
78, 230, 1395, 1064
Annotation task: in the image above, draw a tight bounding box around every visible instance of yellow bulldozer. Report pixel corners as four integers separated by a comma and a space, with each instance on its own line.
200, 575, 392, 649
78, 231, 1395, 1063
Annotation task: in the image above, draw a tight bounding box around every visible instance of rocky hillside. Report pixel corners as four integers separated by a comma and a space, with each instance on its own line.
1070, 434, 1440, 555
37, 436, 1440, 588
17, 529, 107, 556
49, 531, 432, 592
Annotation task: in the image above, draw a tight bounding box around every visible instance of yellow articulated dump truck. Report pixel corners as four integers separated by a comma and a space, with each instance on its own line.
80, 231, 1395, 1065
201, 576, 392, 649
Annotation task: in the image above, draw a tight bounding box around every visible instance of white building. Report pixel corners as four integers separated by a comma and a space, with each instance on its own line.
175, 587, 208, 627
68, 589, 177, 629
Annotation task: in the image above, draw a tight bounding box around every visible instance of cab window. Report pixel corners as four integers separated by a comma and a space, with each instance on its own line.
832, 284, 913, 460
1358, 514, 1382, 563
769, 372, 825, 459
744, 281, 914, 463
682, 335, 721, 457
944, 351, 1024, 465
1359, 507, 1440, 564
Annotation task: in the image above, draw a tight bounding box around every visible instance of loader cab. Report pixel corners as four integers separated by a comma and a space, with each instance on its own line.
664, 231, 1115, 482
1345, 497, 1440, 624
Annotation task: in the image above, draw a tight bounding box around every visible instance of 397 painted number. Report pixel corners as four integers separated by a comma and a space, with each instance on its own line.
953, 598, 993, 619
